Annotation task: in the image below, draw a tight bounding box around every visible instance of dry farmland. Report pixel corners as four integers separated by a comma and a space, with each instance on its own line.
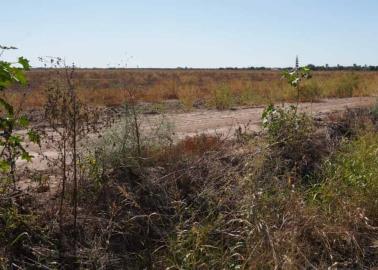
5, 69, 378, 110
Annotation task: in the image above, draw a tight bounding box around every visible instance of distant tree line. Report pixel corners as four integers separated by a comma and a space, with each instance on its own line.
305, 64, 378, 71
218, 64, 378, 71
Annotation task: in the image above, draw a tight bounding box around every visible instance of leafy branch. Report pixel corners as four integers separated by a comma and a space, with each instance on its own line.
0, 46, 40, 188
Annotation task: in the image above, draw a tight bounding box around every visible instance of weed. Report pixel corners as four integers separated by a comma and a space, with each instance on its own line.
0, 46, 40, 188
84, 100, 173, 188
177, 85, 198, 110
209, 84, 234, 110
314, 132, 378, 222
40, 57, 101, 268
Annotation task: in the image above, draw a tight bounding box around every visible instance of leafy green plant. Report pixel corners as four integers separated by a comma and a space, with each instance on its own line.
262, 105, 311, 141
262, 106, 317, 179
0, 46, 40, 187
262, 66, 313, 144
282, 66, 311, 108
261, 65, 315, 178
313, 132, 378, 222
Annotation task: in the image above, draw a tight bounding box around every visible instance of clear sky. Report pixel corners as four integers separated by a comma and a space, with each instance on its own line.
1, 0, 378, 68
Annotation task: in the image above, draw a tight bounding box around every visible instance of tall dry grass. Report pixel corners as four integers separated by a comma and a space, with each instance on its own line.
5, 69, 378, 110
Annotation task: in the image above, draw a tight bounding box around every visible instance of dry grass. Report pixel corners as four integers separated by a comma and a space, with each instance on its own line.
2, 65, 378, 269
5, 69, 378, 110
3, 105, 378, 269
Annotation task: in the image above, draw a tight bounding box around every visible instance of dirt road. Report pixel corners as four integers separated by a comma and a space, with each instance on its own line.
18, 97, 376, 172
166, 97, 375, 138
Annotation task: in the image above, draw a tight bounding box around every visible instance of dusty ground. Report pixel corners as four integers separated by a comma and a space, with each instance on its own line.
17, 96, 376, 175
164, 96, 376, 138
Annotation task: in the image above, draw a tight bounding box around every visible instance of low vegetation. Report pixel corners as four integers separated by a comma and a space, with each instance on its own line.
1, 48, 378, 269
4, 68, 378, 110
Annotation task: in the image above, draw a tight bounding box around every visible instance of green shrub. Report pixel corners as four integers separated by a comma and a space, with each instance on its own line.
211, 85, 233, 110
0, 46, 40, 187
314, 132, 378, 222
262, 104, 316, 178
166, 221, 228, 269
262, 104, 314, 146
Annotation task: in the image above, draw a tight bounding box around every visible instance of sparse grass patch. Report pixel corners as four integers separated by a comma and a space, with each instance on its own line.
208, 84, 234, 110
300, 80, 323, 102
335, 73, 360, 97
177, 85, 198, 110
236, 85, 268, 105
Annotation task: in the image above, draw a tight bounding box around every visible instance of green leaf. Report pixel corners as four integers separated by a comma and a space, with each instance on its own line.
12, 68, 28, 85
8, 135, 22, 146
18, 57, 31, 70
17, 115, 29, 128
0, 159, 11, 173
0, 97, 14, 115
21, 151, 33, 162
27, 130, 41, 146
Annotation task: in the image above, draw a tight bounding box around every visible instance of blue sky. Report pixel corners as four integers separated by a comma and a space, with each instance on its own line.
1, 0, 378, 68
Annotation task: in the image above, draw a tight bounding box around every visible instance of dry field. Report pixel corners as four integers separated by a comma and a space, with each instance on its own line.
3, 65, 378, 269
4, 69, 378, 110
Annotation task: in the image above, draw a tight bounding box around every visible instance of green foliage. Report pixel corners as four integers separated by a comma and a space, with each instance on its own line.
0, 46, 41, 269
0, 46, 30, 90
313, 132, 378, 222
282, 66, 311, 88
282, 66, 312, 104
211, 84, 233, 110
167, 221, 227, 269
261, 104, 316, 178
260, 65, 315, 177
262, 104, 313, 144
0, 46, 40, 182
